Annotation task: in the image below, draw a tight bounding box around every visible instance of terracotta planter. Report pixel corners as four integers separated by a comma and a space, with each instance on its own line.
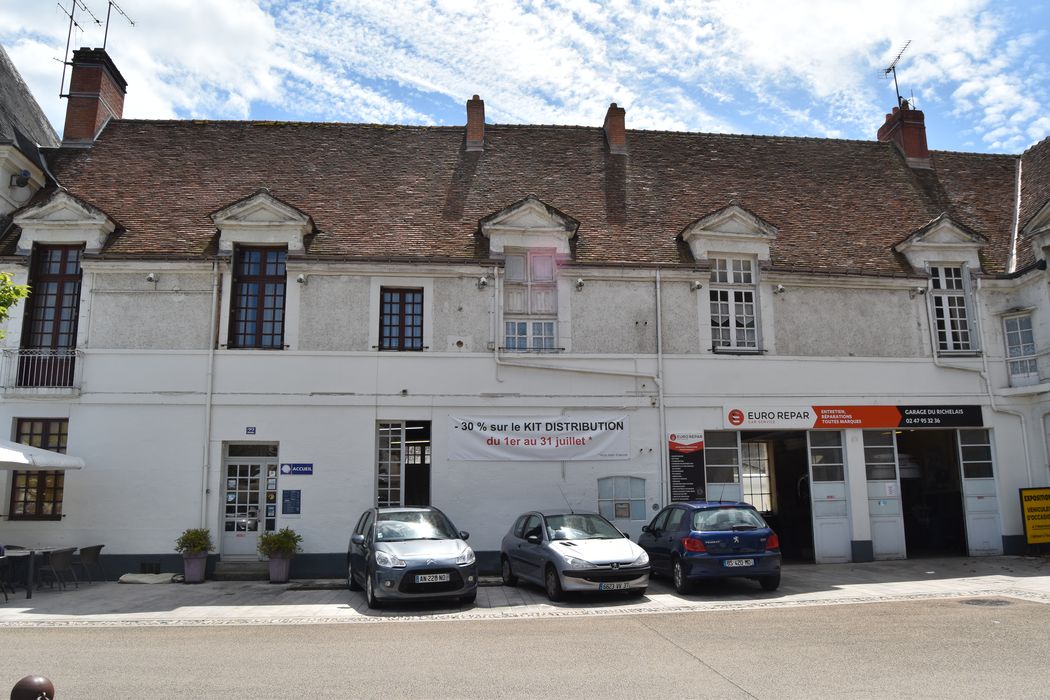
268, 554, 292, 583
182, 552, 208, 583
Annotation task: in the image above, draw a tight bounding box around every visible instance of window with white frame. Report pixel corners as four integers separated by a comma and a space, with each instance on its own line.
1003, 313, 1038, 386
504, 250, 558, 352
597, 476, 646, 520
929, 265, 974, 352
709, 257, 758, 351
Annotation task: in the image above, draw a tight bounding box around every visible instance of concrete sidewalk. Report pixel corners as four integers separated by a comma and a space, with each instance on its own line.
1, 555, 1048, 628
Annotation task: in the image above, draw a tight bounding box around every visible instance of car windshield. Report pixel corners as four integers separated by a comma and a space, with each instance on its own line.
692, 507, 767, 532
375, 511, 458, 542
544, 514, 622, 540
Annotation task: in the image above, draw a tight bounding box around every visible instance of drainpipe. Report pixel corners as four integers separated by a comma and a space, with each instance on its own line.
491, 267, 668, 503
924, 278, 1033, 487
200, 261, 219, 528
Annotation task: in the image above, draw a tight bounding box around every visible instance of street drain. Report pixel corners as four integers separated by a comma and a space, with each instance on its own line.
961, 598, 1011, 606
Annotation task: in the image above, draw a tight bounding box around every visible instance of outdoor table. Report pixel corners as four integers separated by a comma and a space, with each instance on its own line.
3, 548, 56, 599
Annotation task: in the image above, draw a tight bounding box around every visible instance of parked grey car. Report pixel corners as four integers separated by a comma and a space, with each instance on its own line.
500, 509, 649, 601
347, 506, 478, 608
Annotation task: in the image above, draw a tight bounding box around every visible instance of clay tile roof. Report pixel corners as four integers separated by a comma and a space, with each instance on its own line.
34, 118, 1026, 276
1021, 137, 1050, 231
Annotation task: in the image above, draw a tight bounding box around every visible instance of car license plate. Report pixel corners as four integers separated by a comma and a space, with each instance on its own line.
599, 581, 631, 591
415, 573, 450, 583
724, 559, 754, 568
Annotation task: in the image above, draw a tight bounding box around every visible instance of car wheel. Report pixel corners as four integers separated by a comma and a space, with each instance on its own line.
501, 556, 518, 587
672, 559, 693, 595
459, 590, 477, 605
760, 573, 781, 592
365, 572, 382, 609
544, 566, 564, 602
347, 560, 362, 591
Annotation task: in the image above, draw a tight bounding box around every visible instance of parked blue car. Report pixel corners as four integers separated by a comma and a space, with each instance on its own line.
637, 501, 781, 593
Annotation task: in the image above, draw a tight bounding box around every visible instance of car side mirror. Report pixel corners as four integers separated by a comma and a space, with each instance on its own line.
641, 525, 651, 534
622, 530, 630, 539
526, 534, 540, 544
459, 531, 470, 541
351, 534, 365, 546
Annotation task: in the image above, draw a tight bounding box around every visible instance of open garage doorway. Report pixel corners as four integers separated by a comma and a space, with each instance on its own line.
896, 430, 967, 556
740, 431, 814, 563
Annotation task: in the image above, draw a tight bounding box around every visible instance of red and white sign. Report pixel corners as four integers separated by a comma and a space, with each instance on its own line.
723, 405, 983, 430
448, 415, 629, 461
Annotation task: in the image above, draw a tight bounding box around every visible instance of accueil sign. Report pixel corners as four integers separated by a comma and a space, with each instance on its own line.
448, 415, 629, 461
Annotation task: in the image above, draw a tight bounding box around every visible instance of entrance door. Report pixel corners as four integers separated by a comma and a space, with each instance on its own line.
222, 444, 277, 559
807, 431, 851, 563
863, 430, 906, 559
958, 429, 1002, 555
376, 421, 431, 507
897, 430, 967, 556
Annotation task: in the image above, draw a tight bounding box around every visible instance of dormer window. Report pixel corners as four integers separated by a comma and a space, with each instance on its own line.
229, 246, 287, 349
709, 257, 758, 351
929, 264, 975, 353
504, 250, 557, 351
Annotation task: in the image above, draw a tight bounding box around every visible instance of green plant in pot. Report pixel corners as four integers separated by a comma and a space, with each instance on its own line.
258, 527, 302, 583
175, 528, 213, 584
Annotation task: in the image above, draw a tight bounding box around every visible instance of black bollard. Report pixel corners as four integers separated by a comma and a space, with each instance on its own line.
10, 675, 55, 700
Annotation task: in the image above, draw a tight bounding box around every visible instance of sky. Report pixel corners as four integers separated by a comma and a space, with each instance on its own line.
2, 0, 1048, 154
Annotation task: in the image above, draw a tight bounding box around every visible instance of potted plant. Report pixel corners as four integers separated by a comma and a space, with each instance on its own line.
258, 527, 303, 583
175, 528, 213, 583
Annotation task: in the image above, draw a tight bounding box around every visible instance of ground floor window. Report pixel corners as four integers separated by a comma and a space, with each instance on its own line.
597, 476, 645, 520
8, 418, 68, 520
741, 441, 773, 512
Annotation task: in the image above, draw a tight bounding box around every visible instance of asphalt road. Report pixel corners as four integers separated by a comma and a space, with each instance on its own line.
5, 598, 1049, 698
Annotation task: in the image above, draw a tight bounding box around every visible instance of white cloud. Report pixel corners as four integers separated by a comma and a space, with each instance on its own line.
1, 0, 1046, 151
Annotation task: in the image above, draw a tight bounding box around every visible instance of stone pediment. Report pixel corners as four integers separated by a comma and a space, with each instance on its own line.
210, 189, 313, 254
13, 190, 116, 254
479, 195, 579, 256
681, 202, 778, 262
893, 213, 986, 270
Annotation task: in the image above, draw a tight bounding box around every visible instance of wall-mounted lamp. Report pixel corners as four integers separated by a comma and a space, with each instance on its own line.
296, 273, 307, 285
773, 284, 786, 294
476, 275, 488, 289
909, 286, 927, 298
690, 280, 703, 291
575, 277, 585, 291
9, 170, 30, 188
145, 272, 157, 283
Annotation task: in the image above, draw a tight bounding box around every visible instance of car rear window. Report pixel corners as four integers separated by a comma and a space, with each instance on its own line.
692, 507, 766, 532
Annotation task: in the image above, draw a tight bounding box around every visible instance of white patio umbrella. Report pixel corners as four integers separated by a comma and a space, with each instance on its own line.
0, 439, 84, 470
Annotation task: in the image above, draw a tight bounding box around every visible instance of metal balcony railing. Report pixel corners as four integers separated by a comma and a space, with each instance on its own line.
1, 349, 82, 393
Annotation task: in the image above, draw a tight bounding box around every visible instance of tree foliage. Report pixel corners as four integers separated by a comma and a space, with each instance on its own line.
0, 272, 28, 339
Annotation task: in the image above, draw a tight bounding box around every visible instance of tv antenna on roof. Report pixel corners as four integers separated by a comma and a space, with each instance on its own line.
57, 1, 135, 96
883, 40, 912, 109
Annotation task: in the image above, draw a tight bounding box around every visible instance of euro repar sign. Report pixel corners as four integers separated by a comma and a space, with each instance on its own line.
447, 415, 629, 461
724, 405, 984, 430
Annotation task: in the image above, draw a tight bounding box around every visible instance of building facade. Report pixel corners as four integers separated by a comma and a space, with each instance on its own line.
1, 48, 1049, 576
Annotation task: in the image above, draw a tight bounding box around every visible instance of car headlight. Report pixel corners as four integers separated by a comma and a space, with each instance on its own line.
456, 547, 476, 566
374, 550, 406, 568
562, 555, 592, 569
630, 550, 649, 566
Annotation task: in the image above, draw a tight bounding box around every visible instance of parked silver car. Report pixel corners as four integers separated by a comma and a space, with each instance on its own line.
347, 506, 478, 608
500, 509, 649, 601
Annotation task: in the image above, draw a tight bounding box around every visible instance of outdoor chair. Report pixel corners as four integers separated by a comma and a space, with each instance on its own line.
37, 547, 78, 591
73, 545, 105, 583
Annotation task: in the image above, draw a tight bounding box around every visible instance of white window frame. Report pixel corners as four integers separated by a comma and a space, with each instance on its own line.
1003, 312, 1038, 387
503, 249, 559, 352
709, 256, 760, 352
929, 264, 977, 353
597, 476, 646, 521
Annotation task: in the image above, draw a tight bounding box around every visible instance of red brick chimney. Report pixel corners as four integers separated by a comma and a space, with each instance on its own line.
877, 100, 930, 169
604, 102, 626, 155
62, 47, 127, 146
466, 95, 484, 152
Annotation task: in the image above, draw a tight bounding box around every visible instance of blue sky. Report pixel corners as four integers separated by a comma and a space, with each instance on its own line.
2, 0, 1048, 153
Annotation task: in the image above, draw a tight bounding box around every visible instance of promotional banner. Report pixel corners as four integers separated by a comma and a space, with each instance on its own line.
448, 415, 629, 461
723, 405, 984, 430
668, 432, 705, 502
1020, 487, 1050, 545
